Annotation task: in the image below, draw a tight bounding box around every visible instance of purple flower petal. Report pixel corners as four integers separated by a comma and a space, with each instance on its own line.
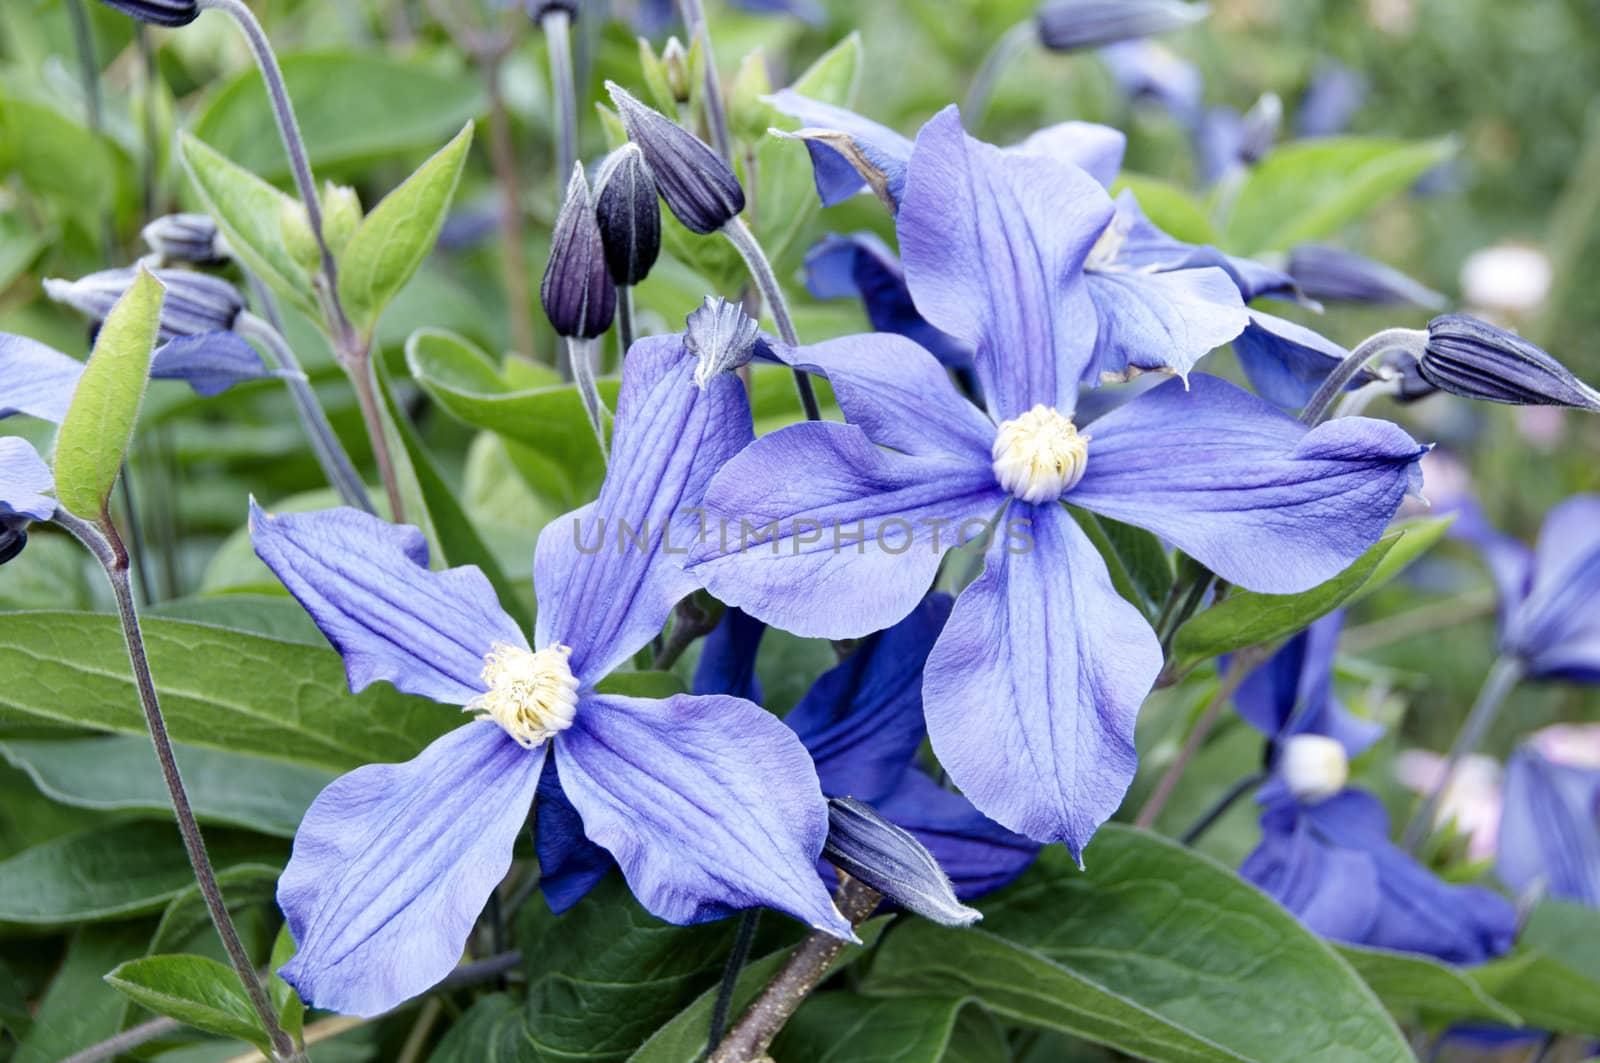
556, 692, 852, 936
922, 502, 1163, 855
767, 90, 914, 209
278, 721, 543, 1017
786, 593, 952, 803
803, 233, 973, 370
1240, 798, 1382, 944
534, 337, 753, 683
150, 331, 275, 398
1111, 194, 1296, 302
1232, 310, 1349, 410
1069, 375, 1426, 593
771, 332, 994, 462
0, 438, 55, 521
1446, 498, 1534, 636
875, 767, 1039, 900
691, 607, 767, 703
899, 106, 1111, 421
1009, 120, 1127, 188
1233, 611, 1384, 757
1498, 747, 1600, 907
0, 333, 82, 423
1508, 496, 1600, 678
1084, 265, 1246, 382
535, 755, 615, 914
690, 420, 1007, 639
250, 502, 524, 705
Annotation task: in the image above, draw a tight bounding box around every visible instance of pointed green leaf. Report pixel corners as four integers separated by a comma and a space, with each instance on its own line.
772, 995, 963, 1063
1337, 945, 1521, 1028
53, 268, 164, 520
269, 924, 305, 1042
339, 123, 475, 338
105, 954, 272, 1052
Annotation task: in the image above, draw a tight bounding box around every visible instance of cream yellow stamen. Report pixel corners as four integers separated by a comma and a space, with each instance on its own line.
467, 642, 580, 749
991, 405, 1090, 503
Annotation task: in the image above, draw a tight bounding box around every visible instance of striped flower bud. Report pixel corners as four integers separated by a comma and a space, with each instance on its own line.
607, 82, 745, 235
593, 144, 662, 287
1420, 314, 1600, 411
45, 268, 245, 340
823, 798, 980, 928
540, 165, 616, 340
1288, 245, 1445, 309
141, 214, 229, 266
1035, 0, 1209, 53
96, 0, 199, 27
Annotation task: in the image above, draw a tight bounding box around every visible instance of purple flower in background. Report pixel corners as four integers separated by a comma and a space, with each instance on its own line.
251, 336, 850, 1017
1194, 94, 1281, 184
804, 233, 972, 370
1499, 733, 1600, 907
1287, 244, 1446, 310
1295, 61, 1367, 138
629, 0, 825, 33
1099, 40, 1203, 128
0, 437, 55, 564
690, 106, 1426, 856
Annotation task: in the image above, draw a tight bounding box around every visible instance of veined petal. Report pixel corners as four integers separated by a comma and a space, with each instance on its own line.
786, 593, 952, 802
766, 90, 914, 210
557, 693, 852, 937
899, 106, 1111, 421
771, 332, 994, 462
535, 337, 753, 683
1506, 496, 1600, 676
0, 333, 82, 423
250, 502, 525, 705
1007, 120, 1127, 188
803, 233, 973, 370
278, 721, 544, 1017
1085, 266, 1246, 382
922, 502, 1162, 855
876, 768, 1039, 900
535, 755, 615, 914
690, 420, 1007, 639
1240, 798, 1382, 945
1232, 311, 1350, 410
150, 332, 277, 398
0, 438, 55, 521
1070, 375, 1425, 594
691, 607, 767, 703
1498, 748, 1600, 907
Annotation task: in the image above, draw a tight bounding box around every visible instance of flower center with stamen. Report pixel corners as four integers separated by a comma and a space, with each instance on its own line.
991, 405, 1090, 504
467, 643, 580, 749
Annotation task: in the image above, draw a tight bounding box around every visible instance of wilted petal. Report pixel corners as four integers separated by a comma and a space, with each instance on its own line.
278, 722, 544, 1017
1085, 264, 1246, 381
1008, 120, 1127, 187
535, 755, 615, 914
823, 797, 977, 926
535, 338, 752, 682
557, 692, 851, 936
250, 503, 525, 705
803, 233, 972, 369
1498, 747, 1600, 907
876, 768, 1039, 900
150, 332, 276, 398
1069, 375, 1425, 594
787, 593, 952, 802
922, 502, 1162, 855
690, 420, 1006, 639
1232, 310, 1351, 410
767, 90, 914, 210
899, 106, 1111, 421
0, 438, 55, 521
0, 333, 82, 423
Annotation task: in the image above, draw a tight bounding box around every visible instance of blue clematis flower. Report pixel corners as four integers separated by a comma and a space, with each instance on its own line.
804, 233, 972, 370
1099, 40, 1203, 128
1235, 614, 1517, 964
1498, 739, 1600, 907
0, 437, 55, 563
537, 596, 1038, 908
250, 335, 851, 1018
689, 107, 1427, 856
1231, 311, 1361, 410
1295, 61, 1367, 139
1453, 496, 1600, 682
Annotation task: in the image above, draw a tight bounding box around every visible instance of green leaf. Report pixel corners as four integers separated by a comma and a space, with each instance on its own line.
0, 93, 118, 221
178, 133, 318, 318
772, 995, 963, 1063
1072, 509, 1173, 619
788, 31, 864, 104
190, 52, 485, 179
428, 993, 525, 1062
0, 821, 281, 924
0, 612, 451, 772
1115, 173, 1221, 245
12, 924, 148, 1063
1470, 949, 1600, 1038
868, 831, 1411, 1063
0, 735, 334, 838
338, 123, 474, 338
1337, 945, 1521, 1028
628, 917, 891, 1063
1224, 136, 1456, 254
406, 328, 616, 506
106, 954, 271, 1052
269, 925, 305, 1043
594, 671, 690, 699
53, 268, 163, 520
148, 864, 281, 956
1519, 898, 1600, 983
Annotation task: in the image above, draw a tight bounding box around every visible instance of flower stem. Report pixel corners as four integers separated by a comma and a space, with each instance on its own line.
963, 20, 1035, 126
542, 9, 578, 184
52, 509, 302, 1063
566, 336, 610, 463
1300, 328, 1427, 427
485, 53, 539, 363
348, 349, 407, 521
678, 0, 733, 162
616, 284, 636, 357
1400, 655, 1524, 853
720, 216, 821, 420
706, 910, 762, 1051
235, 312, 374, 513
707, 876, 882, 1063
1179, 767, 1268, 846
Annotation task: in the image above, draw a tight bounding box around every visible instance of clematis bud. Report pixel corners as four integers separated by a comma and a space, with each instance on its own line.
1287, 245, 1445, 309
1279, 734, 1348, 805
541, 165, 616, 340
141, 213, 229, 266
96, 0, 199, 27
662, 37, 693, 103
0, 521, 26, 567
322, 183, 363, 257
45, 268, 245, 340
524, 0, 579, 19
1035, 0, 1209, 53
607, 82, 745, 235
684, 296, 760, 387
823, 798, 980, 927
593, 144, 662, 287
1419, 314, 1600, 411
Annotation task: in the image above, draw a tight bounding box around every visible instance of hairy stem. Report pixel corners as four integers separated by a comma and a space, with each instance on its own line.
616, 284, 636, 357
567, 336, 610, 463
1179, 767, 1269, 846
53, 510, 301, 1063
678, 0, 733, 162
542, 9, 578, 183
348, 349, 407, 521
1300, 328, 1427, 427
707, 910, 762, 1051
1400, 656, 1524, 852
720, 216, 821, 420
708, 877, 881, 1063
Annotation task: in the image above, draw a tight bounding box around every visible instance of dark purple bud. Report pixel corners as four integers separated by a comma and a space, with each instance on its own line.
1379, 351, 1440, 404
0, 520, 26, 567
525, 0, 579, 18
823, 798, 980, 928
1421, 314, 1600, 410
1288, 245, 1445, 310
45, 268, 245, 341
96, 0, 199, 26
593, 144, 661, 287
141, 213, 229, 267
684, 296, 760, 386
607, 82, 745, 235
1238, 91, 1282, 165
1035, 0, 1208, 53
541, 165, 616, 340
